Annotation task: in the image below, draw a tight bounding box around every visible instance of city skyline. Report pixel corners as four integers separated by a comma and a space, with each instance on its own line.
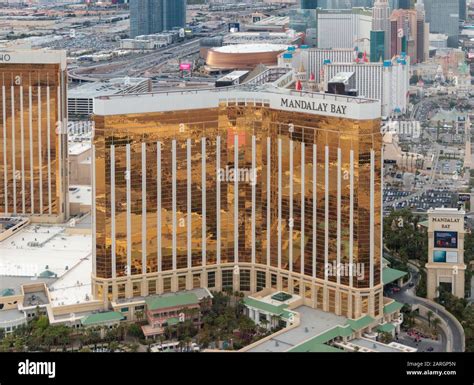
0, 1, 473, 372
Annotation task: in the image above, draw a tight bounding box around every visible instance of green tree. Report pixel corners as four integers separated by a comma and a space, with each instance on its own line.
384, 209, 428, 264
127, 323, 144, 339
379, 331, 393, 344
431, 317, 441, 337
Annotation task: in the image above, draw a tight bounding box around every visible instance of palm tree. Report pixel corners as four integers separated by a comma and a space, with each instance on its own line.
109, 341, 119, 352
403, 310, 416, 328
184, 336, 193, 352
270, 315, 280, 330
431, 317, 441, 336
260, 318, 269, 330
116, 324, 126, 341
427, 310, 434, 327
158, 333, 165, 347
164, 325, 174, 340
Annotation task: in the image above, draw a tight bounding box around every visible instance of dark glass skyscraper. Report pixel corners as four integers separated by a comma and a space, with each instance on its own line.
301, 0, 318, 8
370, 30, 385, 62
424, 0, 459, 47
130, 0, 186, 38
398, 0, 410, 9
163, 0, 187, 31
460, 0, 467, 21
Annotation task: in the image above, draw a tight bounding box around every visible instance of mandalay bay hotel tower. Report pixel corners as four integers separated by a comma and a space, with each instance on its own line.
0, 50, 69, 222
92, 75, 383, 320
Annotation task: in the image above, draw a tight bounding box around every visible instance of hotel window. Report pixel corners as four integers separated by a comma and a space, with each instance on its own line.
293, 280, 300, 295
148, 280, 156, 295
207, 271, 216, 288
361, 296, 369, 315
135, 305, 145, 311
193, 273, 201, 289
163, 277, 172, 293
222, 270, 233, 290
118, 284, 126, 300
240, 270, 250, 292
256, 271, 266, 292
97, 285, 104, 300
316, 287, 323, 309
133, 282, 141, 297
328, 289, 336, 313
271, 274, 277, 289
120, 307, 129, 313
108, 286, 113, 301
178, 276, 186, 291
282, 276, 289, 292
304, 284, 311, 299
374, 293, 381, 317
341, 292, 349, 317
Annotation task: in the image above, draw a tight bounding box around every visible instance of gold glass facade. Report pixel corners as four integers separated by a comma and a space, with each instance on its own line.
0, 61, 68, 220
93, 96, 382, 318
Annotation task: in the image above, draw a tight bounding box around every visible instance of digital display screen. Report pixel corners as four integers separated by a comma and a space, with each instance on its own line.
446, 251, 458, 263
434, 231, 458, 249
433, 250, 446, 263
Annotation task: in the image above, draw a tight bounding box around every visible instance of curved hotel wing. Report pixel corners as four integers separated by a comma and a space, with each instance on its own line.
92, 86, 383, 320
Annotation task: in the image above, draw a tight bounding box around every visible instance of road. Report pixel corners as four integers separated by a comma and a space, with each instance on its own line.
385, 253, 465, 352
68, 38, 203, 82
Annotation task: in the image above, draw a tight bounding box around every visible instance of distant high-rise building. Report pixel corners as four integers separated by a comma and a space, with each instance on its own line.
290, 1, 318, 45
301, 0, 318, 8
397, 0, 410, 9
459, 0, 467, 21
317, 8, 373, 53
0, 50, 69, 222
372, 0, 391, 59
390, 8, 428, 63
325, 0, 372, 8
130, 0, 186, 38
278, 47, 356, 84
424, 0, 459, 47
130, 0, 163, 38
415, 0, 429, 63
322, 56, 409, 116
163, 0, 187, 31
370, 30, 386, 62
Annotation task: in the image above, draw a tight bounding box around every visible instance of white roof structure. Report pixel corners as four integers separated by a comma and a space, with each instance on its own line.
68, 142, 91, 156
69, 185, 92, 206
68, 77, 149, 99
213, 44, 288, 54
49, 256, 92, 307
223, 31, 301, 45
0, 225, 92, 278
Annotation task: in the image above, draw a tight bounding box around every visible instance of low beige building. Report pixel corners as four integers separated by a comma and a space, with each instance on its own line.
69, 142, 92, 186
